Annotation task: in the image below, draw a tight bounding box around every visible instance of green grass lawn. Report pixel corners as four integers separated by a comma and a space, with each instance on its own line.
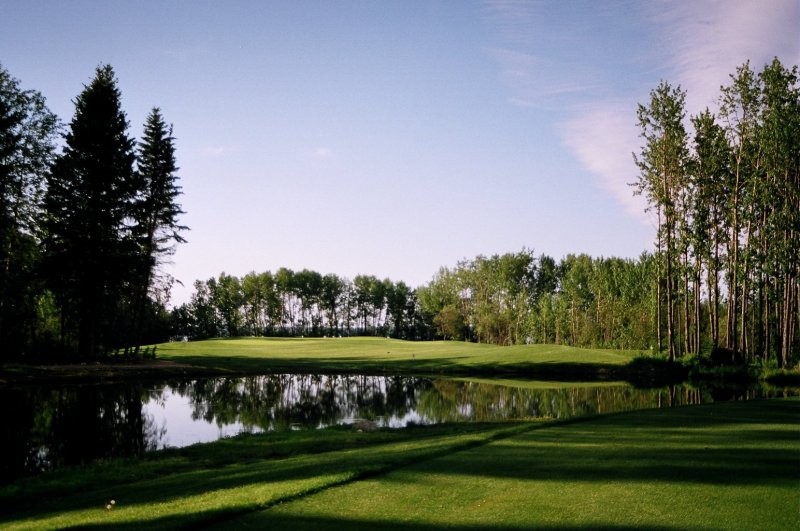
2, 399, 797, 530
242, 399, 799, 531
155, 337, 640, 379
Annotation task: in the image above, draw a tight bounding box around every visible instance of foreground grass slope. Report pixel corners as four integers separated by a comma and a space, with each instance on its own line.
239, 399, 799, 530
156, 337, 639, 377
2, 400, 797, 530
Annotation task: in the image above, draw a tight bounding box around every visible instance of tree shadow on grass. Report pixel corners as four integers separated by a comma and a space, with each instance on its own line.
0, 423, 511, 527
408, 441, 798, 486
71, 508, 681, 531
384, 399, 800, 487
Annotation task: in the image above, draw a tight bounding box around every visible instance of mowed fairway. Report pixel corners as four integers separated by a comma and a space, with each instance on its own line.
2, 400, 797, 530
219, 400, 800, 530
156, 337, 638, 376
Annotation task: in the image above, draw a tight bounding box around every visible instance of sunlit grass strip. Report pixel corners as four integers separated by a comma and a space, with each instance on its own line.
156, 337, 639, 376
158, 336, 638, 362
225, 399, 800, 530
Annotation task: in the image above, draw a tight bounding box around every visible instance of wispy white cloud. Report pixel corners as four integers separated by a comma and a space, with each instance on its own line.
483, 0, 650, 221
482, 0, 540, 47
482, 0, 607, 109
484, 0, 799, 226
559, 101, 650, 224
653, 0, 800, 113
487, 47, 598, 109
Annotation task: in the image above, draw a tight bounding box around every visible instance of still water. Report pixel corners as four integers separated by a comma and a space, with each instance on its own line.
1, 374, 795, 482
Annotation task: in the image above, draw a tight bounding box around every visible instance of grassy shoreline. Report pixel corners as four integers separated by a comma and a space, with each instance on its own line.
1, 399, 797, 529
3, 337, 796, 388
0, 337, 649, 384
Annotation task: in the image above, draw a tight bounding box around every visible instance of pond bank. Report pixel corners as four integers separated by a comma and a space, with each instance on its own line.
1, 337, 795, 387
0, 338, 646, 385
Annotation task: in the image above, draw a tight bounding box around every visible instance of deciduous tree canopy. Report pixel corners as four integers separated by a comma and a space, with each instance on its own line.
0, 63, 59, 355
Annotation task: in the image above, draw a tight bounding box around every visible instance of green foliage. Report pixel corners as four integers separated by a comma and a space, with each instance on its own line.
180, 270, 429, 340
32, 66, 188, 359
0, 63, 59, 358
635, 58, 800, 367
418, 251, 658, 349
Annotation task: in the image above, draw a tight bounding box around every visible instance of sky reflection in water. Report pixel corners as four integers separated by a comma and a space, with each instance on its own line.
1, 374, 795, 482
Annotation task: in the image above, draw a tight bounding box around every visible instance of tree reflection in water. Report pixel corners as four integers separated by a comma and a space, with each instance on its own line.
1, 382, 166, 482
172, 374, 428, 431
2, 375, 794, 482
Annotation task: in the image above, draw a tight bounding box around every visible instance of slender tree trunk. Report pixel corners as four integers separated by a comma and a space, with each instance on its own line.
694, 260, 702, 354
762, 277, 770, 362
662, 161, 677, 363
665, 222, 676, 362
727, 242, 738, 356
707, 266, 715, 348
711, 218, 721, 347
781, 278, 792, 367
727, 166, 741, 357
683, 248, 690, 355
656, 207, 663, 353
739, 217, 754, 360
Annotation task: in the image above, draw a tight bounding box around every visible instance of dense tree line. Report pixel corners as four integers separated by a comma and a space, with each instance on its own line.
634, 58, 799, 366
416, 250, 658, 349
171, 270, 431, 340
175, 250, 660, 350
0, 63, 186, 359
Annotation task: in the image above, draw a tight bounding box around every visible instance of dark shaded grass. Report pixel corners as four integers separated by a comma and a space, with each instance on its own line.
81, 512, 682, 531
166, 354, 633, 381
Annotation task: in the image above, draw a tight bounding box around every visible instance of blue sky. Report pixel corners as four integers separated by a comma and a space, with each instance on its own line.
2, 1, 798, 305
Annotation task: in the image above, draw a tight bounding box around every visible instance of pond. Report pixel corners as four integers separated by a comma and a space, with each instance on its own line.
1, 374, 796, 483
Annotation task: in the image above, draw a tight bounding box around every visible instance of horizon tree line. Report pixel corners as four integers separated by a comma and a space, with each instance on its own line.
172, 250, 661, 352
171, 269, 431, 340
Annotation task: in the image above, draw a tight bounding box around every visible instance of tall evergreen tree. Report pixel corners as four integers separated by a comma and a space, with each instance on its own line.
129, 107, 186, 353
0, 64, 59, 356
43, 65, 136, 357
